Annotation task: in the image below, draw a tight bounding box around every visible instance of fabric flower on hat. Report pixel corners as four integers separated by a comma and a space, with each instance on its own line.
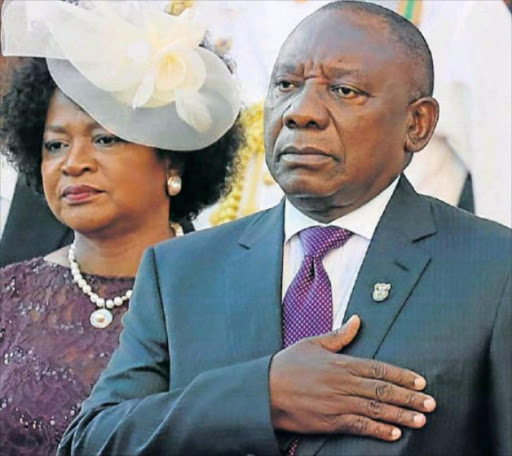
3, 1, 216, 132
1, 0, 240, 149
108, 6, 212, 132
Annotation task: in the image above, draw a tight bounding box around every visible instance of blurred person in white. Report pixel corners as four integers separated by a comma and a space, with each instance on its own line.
190, 0, 511, 229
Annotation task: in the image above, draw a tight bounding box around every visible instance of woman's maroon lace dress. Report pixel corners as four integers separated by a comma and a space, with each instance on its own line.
0, 257, 133, 455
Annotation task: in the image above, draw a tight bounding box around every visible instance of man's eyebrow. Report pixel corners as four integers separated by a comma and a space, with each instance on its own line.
272, 63, 303, 76
271, 64, 365, 80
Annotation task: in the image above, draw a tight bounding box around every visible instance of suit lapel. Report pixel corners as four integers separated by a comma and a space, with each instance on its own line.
226, 202, 286, 360
341, 177, 435, 358
301, 177, 436, 456
341, 234, 431, 359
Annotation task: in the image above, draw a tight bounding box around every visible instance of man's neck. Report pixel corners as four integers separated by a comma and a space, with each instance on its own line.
285, 177, 401, 236
286, 177, 402, 224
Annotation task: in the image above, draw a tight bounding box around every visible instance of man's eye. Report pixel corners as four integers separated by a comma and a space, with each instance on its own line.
275, 80, 296, 91
44, 141, 67, 153
332, 86, 361, 98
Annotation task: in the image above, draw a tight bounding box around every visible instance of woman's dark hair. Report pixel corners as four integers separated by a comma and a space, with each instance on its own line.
0, 57, 243, 222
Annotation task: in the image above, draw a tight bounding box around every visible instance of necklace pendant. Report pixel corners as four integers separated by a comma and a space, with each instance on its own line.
90, 308, 113, 329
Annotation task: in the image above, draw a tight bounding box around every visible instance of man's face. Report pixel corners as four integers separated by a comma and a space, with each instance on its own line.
264, 11, 416, 220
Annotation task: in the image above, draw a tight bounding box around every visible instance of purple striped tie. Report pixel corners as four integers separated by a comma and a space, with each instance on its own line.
282, 226, 352, 455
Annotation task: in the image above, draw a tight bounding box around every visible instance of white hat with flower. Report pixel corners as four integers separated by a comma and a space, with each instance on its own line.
1, 0, 241, 151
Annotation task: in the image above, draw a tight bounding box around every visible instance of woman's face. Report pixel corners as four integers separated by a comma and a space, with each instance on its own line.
42, 90, 172, 237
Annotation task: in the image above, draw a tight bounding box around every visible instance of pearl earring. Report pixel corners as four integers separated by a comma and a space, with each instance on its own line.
167, 175, 182, 196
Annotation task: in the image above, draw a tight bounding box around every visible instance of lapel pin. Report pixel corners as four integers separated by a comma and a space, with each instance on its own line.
372, 283, 391, 302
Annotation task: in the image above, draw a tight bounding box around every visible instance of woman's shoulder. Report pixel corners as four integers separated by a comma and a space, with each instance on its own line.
1, 256, 43, 279
0, 257, 66, 308
1, 256, 61, 281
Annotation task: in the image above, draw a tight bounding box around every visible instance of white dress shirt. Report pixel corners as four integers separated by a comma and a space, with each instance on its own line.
282, 178, 399, 330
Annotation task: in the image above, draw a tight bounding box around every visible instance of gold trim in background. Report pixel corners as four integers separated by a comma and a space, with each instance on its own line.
210, 102, 266, 226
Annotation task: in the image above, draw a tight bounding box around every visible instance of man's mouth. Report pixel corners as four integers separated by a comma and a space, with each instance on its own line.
280, 146, 333, 166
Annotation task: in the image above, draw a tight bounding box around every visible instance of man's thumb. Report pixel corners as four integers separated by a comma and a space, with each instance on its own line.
315, 315, 361, 352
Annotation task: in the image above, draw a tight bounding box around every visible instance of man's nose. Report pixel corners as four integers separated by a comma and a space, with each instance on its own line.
61, 142, 97, 176
283, 84, 329, 130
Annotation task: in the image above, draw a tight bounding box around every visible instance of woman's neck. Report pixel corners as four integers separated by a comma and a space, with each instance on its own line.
50, 223, 175, 277
77, 224, 174, 277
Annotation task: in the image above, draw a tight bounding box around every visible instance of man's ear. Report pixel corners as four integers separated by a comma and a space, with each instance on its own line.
404, 97, 439, 153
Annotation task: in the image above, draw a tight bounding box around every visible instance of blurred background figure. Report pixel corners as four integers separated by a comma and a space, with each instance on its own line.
0, 1, 74, 265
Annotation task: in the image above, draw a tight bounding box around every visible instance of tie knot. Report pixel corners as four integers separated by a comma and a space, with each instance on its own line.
299, 226, 352, 259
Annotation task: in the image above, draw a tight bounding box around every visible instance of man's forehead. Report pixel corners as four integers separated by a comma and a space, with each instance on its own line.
276, 10, 396, 67
275, 23, 397, 78
297, 7, 391, 36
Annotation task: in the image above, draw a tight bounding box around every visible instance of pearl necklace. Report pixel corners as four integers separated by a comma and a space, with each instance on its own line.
68, 223, 183, 329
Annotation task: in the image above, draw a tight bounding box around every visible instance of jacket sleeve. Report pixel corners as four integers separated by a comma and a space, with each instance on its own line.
489, 271, 512, 456
57, 247, 280, 456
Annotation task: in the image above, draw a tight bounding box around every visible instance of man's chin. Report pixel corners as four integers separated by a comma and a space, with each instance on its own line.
277, 174, 339, 200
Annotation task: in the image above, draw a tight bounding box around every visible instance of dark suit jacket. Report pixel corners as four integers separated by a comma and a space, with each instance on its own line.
0, 178, 73, 267
59, 177, 511, 456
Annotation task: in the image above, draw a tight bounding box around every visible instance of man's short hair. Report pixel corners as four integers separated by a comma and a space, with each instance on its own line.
318, 1, 434, 99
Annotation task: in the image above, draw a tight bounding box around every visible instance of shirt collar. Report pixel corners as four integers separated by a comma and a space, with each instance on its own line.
284, 177, 400, 243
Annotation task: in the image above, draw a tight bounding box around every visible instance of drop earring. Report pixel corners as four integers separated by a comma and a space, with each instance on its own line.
167, 175, 182, 196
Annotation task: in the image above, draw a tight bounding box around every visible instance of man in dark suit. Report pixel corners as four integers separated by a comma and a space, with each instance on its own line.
59, 2, 511, 455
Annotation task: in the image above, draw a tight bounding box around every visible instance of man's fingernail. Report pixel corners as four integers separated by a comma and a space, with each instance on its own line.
413, 414, 426, 425
391, 428, 402, 440
414, 377, 426, 389
423, 397, 436, 411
